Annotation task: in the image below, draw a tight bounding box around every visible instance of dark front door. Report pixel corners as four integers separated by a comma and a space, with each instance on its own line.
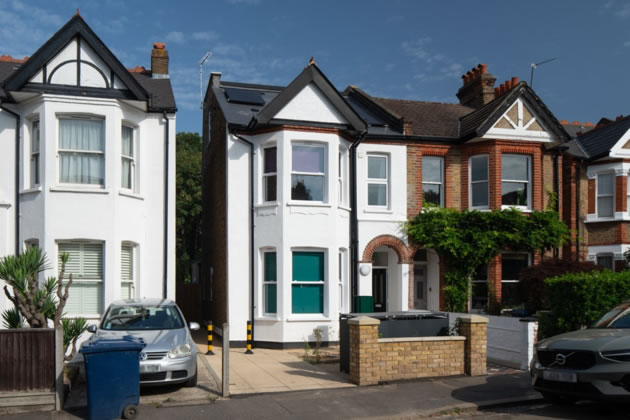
372, 268, 387, 312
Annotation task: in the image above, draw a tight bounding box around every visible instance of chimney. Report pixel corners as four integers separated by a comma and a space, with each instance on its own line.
151, 42, 169, 79
456, 63, 496, 108
210, 72, 222, 87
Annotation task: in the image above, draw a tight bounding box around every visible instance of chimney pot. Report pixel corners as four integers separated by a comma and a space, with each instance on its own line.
480, 64, 488, 75
511, 76, 519, 86
151, 42, 169, 78
210, 72, 222, 86
494, 87, 500, 95
456, 63, 496, 107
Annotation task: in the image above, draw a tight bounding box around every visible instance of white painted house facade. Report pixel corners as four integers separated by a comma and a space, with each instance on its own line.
0, 15, 176, 323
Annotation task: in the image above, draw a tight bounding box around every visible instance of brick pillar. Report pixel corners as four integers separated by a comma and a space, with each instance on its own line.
459, 315, 488, 376
348, 316, 380, 385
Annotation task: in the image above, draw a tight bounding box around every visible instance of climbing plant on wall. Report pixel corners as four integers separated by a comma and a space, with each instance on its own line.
406, 207, 569, 312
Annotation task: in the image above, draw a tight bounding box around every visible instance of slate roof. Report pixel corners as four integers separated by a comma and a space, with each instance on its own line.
130, 71, 176, 111
574, 116, 630, 160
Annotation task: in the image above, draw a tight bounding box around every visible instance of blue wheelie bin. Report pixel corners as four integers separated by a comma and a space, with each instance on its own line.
80, 336, 145, 420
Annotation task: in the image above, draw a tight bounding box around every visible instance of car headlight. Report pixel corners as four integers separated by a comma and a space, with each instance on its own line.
601, 350, 630, 362
168, 344, 192, 359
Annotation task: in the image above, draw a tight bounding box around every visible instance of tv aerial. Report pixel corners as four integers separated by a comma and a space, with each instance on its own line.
530, 58, 557, 88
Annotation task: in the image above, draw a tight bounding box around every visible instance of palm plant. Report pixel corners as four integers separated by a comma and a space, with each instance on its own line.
1, 307, 25, 328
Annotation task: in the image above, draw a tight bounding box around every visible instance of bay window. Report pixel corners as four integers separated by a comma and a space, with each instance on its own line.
292, 251, 324, 314
470, 155, 489, 209
263, 251, 277, 314
263, 146, 277, 202
422, 156, 443, 206
121, 125, 135, 190
597, 173, 614, 218
31, 121, 40, 187
502, 154, 530, 209
59, 118, 104, 186
367, 154, 388, 207
59, 242, 104, 315
291, 144, 325, 201
501, 253, 529, 307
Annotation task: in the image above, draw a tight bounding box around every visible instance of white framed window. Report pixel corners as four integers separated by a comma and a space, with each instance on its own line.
501, 253, 530, 307
502, 154, 531, 209
470, 263, 488, 312
263, 146, 277, 202
422, 156, 443, 207
597, 172, 615, 218
121, 243, 136, 300
627, 175, 630, 215
58, 117, 105, 186
58, 242, 104, 315
470, 155, 489, 209
292, 250, 325, 314
338, 249, 348, 312
31, 120, 40, 187
367, 154, 388, 207
24, 239, 39, 251
121, 125, 136, 191
596, 253, 615, 271
263, 251, 277, 314
291, 144, 326, 202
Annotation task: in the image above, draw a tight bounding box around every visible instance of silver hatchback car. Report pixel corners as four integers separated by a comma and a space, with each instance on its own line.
87, 299, 200, 386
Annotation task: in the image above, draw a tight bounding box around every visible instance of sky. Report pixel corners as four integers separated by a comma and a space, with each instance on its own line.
1, 0, 630, 134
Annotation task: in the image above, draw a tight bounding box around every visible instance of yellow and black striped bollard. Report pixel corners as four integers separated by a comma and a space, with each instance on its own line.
206, 321, 214, 355
245, 321, 253, 354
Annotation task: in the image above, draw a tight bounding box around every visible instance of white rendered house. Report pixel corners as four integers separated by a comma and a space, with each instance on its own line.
0, 14, 176, 324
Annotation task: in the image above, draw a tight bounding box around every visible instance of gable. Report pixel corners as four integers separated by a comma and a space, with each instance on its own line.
274, 83, 348, 124
483, 98, 556, 142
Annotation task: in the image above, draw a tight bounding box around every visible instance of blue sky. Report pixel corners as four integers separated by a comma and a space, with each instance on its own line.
1, 0, 630, 134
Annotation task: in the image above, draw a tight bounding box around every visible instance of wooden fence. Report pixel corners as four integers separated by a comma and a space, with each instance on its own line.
0, 329, 55, 392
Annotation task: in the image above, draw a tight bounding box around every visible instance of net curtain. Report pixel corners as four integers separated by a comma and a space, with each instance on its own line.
59, 119, 104, 185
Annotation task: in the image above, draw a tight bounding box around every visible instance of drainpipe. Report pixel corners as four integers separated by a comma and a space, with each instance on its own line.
232, 133, 255, 345
552, 146, 568, 259
1, 105, 20, 255
162, 111, 170, 299
575, 159, 583, 261
349, 130, 368, 313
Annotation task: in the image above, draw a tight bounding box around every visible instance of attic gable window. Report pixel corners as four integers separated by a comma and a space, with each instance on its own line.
291, 144, 326, 202
58, 118, 105, 186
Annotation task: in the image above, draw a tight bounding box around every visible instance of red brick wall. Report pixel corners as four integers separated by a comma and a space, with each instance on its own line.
616, 176, 627, 212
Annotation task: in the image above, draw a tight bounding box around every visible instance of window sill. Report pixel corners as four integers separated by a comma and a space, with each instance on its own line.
501, 205, 531, 213
469, 207, 490, 212
119, 190, 144, 201
255, 316, 280, 322
255, 202, 279, 209
286, 315, 332, 322
287, 201, 331, 208
338, 205, 352, 212
50, 186, 109, 194
585, 214, 630, 223
20, 187, 42, 195
363, 208, 393, 214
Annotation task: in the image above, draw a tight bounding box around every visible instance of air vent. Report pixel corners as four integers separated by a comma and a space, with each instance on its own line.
224, 87, 265, 106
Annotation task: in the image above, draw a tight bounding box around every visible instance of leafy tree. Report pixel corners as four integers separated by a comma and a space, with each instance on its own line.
407, 207, 569, 312
176, 132, 202, 283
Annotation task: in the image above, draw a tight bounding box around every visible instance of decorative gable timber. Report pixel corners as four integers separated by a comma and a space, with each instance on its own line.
484, 98, 553, 142
3, 14, 147, 102
254, 63, 366, 131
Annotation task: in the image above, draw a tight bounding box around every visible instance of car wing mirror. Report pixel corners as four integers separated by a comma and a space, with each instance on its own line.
189, 322, 200, 331
87, 325, 97, 333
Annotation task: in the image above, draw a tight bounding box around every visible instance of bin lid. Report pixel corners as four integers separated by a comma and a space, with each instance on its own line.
80, 335, 145, 354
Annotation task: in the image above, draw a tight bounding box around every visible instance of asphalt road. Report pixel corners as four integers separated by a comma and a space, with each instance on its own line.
447, 401, 630, 419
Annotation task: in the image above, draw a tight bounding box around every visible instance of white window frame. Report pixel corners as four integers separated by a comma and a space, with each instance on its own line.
262, 145, 277, 203
367, 154, 389, 208
501, 154, 531, 210
338, 249, 348, 313
422, 155, 444, 207
596, 253, 615, 271
597, 172, 615, 218
291, 143, 327, 203
338, 149, 345, 206
469, 154, 489, 210
31, 120, 40, 188
262, 249, 277, 316
24, 239, 39, 251
291, 248, 327, 316
121, 124, 137, 192
121, 242, 136, 300
58, 241, 104, 316
627, 174, 630, 216
57, 116, 105, 187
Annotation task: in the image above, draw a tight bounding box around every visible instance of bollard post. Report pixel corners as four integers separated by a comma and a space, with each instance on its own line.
245, 320, 254, 354
206, 321, 215, 355
222, 323, 230, 398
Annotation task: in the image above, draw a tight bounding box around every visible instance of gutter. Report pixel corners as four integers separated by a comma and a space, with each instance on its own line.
162, 111, 170, 299
575, 158, 584, 261
349, 130, 368, 312
1, 104, 20, 255
231, 133, 256, 344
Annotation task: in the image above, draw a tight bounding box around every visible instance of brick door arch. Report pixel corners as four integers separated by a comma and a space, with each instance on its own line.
362, 234, 411, 263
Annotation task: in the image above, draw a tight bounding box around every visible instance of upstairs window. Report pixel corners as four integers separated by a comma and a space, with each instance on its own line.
367, 155, 388, 207
470, 155, 489, 209
422, 156, 443, 207
502, 154, 531, 209
31, 121, 40, 187
121, 125, 135, 190
59, 118, 104, 186
291, 144, 325, 201
263, 147, 277, 202
597, 173, 614, 218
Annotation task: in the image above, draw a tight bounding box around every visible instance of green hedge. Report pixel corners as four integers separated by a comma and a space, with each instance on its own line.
540, 270, 630, 338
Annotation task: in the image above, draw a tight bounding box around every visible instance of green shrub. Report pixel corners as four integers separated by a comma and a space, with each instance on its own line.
518, 258, 602, 313
540, 270, 630, 339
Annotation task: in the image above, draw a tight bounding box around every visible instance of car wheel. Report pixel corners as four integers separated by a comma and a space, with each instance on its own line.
541, 391, 577, 405
184, 367, 198, 387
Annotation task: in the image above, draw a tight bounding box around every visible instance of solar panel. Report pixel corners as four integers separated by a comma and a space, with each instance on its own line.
224, 87, 266, 105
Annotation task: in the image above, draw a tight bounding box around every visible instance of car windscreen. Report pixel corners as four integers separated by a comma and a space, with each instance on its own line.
101, 305, 184, 330
591, 303, 630, 328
